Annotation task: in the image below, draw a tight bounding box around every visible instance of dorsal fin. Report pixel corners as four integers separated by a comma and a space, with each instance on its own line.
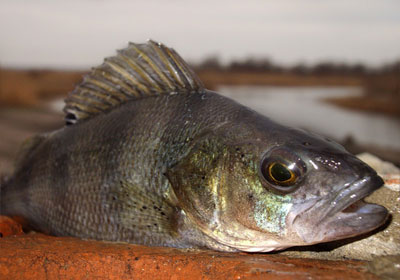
63, 40, 205, 125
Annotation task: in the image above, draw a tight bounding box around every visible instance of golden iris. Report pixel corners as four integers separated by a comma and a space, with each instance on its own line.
268, 162, 296, 186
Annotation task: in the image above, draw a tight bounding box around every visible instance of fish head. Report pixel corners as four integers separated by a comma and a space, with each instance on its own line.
167, 121, 388, 252
270, 129, 389, 246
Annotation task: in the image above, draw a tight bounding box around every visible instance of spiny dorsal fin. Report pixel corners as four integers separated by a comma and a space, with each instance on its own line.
64, 40, 205, 125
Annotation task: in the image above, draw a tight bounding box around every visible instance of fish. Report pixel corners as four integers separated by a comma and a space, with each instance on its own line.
0, 40, 389, 252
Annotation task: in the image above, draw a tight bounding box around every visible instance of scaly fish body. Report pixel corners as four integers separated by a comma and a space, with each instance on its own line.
0, 41, 388, 252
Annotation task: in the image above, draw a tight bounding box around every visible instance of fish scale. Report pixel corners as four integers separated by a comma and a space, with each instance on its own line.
0, 41, 388, 252
15, 93, 228, 246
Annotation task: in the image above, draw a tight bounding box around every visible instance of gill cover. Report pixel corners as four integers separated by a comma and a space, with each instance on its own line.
166, 137, 223, 232
166, 137, 295, 252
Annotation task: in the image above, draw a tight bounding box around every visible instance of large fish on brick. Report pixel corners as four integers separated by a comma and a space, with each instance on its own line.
0, 40, 388, 252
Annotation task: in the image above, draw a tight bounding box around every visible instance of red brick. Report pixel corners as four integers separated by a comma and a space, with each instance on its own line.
0, 216, 23, 237
0, 227, 377, 280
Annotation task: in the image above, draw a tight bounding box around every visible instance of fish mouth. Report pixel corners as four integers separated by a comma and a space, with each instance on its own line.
292, 175, 389, 244
326, 176, 384, 218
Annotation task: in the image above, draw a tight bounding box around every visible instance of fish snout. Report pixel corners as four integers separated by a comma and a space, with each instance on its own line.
289, 173, 388, 244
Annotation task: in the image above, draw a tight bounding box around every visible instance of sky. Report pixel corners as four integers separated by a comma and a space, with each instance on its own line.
0, 0, 399, 69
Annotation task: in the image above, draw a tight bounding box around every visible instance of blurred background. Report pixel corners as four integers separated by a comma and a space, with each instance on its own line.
1, 0, 399, 174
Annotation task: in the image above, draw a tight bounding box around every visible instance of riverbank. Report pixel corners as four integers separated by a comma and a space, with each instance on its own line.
0, 68, 84, 107
1, 68, 398, 118
197, 70, 363, 89
325, 95, 400, 118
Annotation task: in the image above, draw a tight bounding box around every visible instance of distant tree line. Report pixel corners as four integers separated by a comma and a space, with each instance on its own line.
194, 55, 400, 76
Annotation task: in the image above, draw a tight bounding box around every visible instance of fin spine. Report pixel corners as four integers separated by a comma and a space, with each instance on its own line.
64, 40, 205, 124
129, 44, 175, 90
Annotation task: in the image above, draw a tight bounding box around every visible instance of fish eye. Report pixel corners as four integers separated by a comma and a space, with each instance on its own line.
260, 148, 306, 192
268, 162, 296, 185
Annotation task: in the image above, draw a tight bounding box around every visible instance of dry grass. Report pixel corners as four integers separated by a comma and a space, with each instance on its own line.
325, 74, 400, 118
1, 68, 398, 118
197, 70, 363, 90
0, 68, 363, 107
325, 96, 400, 118
0, 68, 85, 107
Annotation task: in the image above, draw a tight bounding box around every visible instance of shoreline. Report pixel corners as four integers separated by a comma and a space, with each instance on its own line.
1, 68, 398, 118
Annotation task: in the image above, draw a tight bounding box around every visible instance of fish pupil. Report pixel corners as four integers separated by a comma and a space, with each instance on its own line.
270, 163, 292, 182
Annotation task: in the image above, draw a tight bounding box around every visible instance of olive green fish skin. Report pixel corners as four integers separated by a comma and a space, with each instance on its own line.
2, 91, 254, 249
1, 90, 388, 251
0, 40, 388, 252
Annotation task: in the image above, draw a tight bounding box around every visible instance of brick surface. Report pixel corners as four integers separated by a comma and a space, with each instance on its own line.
0, 216, 377, 280
0, 216, 23, 237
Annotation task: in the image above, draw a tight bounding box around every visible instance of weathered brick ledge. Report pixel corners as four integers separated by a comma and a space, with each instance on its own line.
0, 216, 377, 280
